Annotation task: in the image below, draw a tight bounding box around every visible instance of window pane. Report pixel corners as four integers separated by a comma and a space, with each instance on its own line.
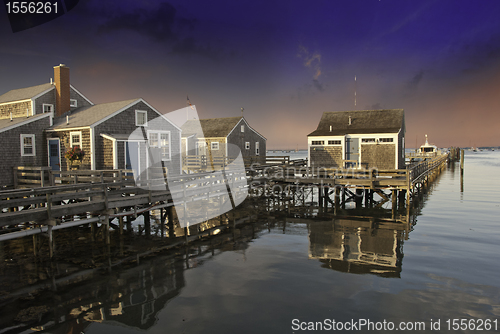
149, 133, 158, 147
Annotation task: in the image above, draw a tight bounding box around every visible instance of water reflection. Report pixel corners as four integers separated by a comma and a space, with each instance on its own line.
308, 219, 404, 278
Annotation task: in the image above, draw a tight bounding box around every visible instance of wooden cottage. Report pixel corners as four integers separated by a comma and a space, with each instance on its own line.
47, 98, 182, 176
307, 109, 405, 170
181, 116, 266, 170
0, 64, 181, 188
0, 64, 92, 187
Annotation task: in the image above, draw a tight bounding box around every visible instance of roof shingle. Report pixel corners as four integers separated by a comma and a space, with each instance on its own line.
308, 109, 404, 136
0, 83, 54, 104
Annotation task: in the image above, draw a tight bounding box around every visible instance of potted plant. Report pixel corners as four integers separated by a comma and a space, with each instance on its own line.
65, 146, 85, 169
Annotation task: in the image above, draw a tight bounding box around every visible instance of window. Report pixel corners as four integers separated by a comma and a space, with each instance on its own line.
211, 142, 219, 150
70, 131, 82, 148
328, 140, 341, 145
43, 104, 53, 113
311, 140, 324, 145
70, 99, 78, 107
160, 133, 170, 160
362, 138, 376, 143
379, 138, 393, 143
241, 125, 245, 132
245, 142, 250, 150
148, 131, 170, 160
135, 110, 147, 126
255, 142, 260, 155
21, 134, 35, 156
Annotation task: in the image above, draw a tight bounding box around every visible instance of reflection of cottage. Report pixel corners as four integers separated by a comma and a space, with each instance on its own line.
0, 64, 181, 187
307, 109, 405, 169
181, 116, 266, 170
308, 220, 404, 277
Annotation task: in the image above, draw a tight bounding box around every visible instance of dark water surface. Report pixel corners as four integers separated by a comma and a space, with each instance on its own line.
1, 151, 499, 333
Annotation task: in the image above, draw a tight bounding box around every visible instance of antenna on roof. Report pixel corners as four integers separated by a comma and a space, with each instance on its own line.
241, 107, 244, 117
354, 75, 357, 110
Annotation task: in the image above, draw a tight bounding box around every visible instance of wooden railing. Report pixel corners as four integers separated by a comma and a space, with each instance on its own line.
13, 167, 133, 188
1, 168, 248, 227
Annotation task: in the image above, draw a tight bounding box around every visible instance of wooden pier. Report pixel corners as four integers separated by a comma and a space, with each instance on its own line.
0, 152, 452, 255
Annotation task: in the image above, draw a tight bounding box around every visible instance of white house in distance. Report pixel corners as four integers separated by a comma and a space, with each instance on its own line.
307, 109, 406, 170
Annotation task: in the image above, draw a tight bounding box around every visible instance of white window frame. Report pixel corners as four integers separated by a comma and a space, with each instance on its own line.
211, 142, 219, 150
21, 134, 36, 156
70, 99, 78, 107
70, 131, 82, 148
255, 142, 260, 156
241, 125, 245, 132
43, 104, 53, 113
148, 130, 171, 161
135, 110, 147, 126
245, 141, 250, 150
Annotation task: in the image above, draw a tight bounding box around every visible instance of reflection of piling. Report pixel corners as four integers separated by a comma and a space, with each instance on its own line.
460, 149, 464, 192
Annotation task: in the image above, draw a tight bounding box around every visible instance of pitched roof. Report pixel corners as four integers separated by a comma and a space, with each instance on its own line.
0, 83, 54, 104
181, 116, 243, 137
0, 113, 51, 133
308, 109, 404, 136
49, 98, 139, 129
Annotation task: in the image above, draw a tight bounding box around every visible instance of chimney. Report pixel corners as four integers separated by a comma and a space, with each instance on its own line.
54, 64, 70, 117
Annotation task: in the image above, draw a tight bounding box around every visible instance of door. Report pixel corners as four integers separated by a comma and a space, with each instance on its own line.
345, 137, 359, 168
125, 141, 140, 177
48, 139, 60, 172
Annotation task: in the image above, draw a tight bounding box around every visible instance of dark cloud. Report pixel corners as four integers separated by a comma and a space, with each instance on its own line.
98, 2, 178, 42
405, 70, 424, 93
312, 79, 324, 92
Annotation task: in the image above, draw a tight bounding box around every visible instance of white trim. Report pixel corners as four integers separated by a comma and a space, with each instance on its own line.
113, 140, 118, 169
0, 98, 31, 106
211, 141, 219, 150
0, 113, 52, 134
70, 85, 94, 106
69, 131, 82, 148
20, 134, 36, 156
147, 130, 172, 161
90, 127, 95, 170
225, 137, 228, 157
42, 103, 54, 114
31, 99, 35, 116
47, 138, 61, 171
46, 126, 89, 132
139, 98, 182, 132
135, 110, 148, 126
89, 98, 182, 132
70, 99, 78, 108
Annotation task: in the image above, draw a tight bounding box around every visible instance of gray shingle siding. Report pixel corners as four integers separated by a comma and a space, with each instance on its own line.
227, 119, 266, 164
47, 128, 91, 171
94, 101, 181, 175
310, 146, 342, 168
0, 116, 50, 187
70, 87, 92, 110
33, 89, 56, 115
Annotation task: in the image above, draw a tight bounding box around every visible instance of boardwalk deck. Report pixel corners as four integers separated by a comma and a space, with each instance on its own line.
0, 153, 450, 243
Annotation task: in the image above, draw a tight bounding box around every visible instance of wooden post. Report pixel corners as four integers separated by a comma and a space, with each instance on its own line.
13, 167, 18, 189
391, 190, 397, 219
167, 206, 175, 239
48, 225, 54, 259
160, 207, 165, 238
144, 211, 151, 237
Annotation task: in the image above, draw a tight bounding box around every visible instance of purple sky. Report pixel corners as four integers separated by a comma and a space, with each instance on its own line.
1, 0, 500, 149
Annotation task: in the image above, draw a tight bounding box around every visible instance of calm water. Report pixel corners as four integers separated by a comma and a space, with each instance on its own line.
1, 150, 499, 333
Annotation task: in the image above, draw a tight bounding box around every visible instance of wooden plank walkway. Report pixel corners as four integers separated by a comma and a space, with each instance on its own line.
0, 153, 449, 242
